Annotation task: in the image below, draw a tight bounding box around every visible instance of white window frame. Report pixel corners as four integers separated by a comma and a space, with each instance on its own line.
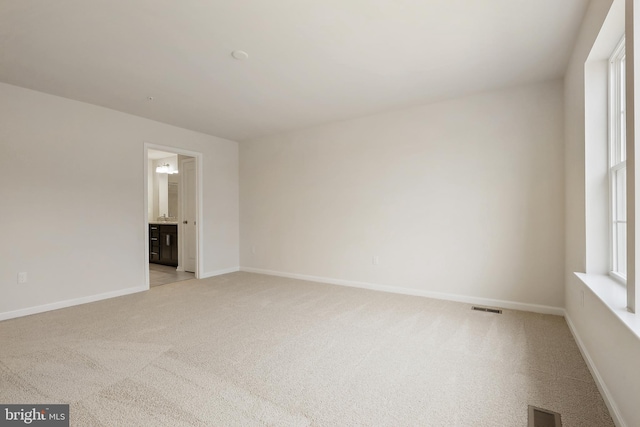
609, 36, 627, 283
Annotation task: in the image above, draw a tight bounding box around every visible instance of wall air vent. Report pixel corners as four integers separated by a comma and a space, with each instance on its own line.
528, 405, 562, 427
471, 306, 502, 314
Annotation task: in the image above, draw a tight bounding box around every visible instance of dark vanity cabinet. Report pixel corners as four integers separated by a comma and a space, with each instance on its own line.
149, 224, 178, 266
149, 225, 160, 263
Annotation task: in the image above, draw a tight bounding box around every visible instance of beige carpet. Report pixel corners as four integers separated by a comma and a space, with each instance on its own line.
0, 272, 614, 426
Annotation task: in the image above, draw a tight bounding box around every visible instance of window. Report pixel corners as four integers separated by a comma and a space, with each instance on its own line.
609, 36, 626, 282
579, 0, 638, 319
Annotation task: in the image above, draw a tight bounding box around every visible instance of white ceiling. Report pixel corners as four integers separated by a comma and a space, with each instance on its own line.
0, 0, 589, 141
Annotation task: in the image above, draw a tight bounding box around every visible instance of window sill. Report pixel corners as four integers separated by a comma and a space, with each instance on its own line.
574, 272, 640, 340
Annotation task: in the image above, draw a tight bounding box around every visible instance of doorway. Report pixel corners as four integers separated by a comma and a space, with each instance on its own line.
144, 144, 202, 288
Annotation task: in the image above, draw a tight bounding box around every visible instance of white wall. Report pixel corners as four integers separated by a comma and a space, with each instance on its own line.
565, 1, 640, 426
0, 82, 239, 318
241, 80, 565, 309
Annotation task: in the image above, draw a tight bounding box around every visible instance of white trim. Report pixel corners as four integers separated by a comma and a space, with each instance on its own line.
565, 313, 627, 427
200, 267, 240, 279
240, 267, 564, 316
144, 143, 204, 283
144, 153, 150, 289
609, 270, 627, 284
0, 266, 240, 321
0, 286, 147, 322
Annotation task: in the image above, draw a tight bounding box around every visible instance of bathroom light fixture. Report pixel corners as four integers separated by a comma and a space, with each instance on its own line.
155, 163, 170, 174
155, 163, 178, 174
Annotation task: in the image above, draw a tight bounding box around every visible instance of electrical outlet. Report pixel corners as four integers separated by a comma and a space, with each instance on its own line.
18, 272, 27, 284
372, 256, 379, 266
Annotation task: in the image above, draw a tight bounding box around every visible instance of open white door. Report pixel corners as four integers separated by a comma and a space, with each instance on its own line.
181, 157, 197, 273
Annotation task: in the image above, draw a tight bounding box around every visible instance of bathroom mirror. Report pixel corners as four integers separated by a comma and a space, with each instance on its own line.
149, 151, 179, 222
167, 179, 178, 218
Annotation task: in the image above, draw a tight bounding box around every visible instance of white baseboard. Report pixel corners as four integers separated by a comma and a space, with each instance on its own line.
0, 285, 147, 322
565, 314, 626, 427
0, 266, 238, 322
239, 267, 564, 316
200, 266, 240, 279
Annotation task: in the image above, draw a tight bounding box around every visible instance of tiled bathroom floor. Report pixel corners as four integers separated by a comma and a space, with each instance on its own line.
149, 263, 195, 287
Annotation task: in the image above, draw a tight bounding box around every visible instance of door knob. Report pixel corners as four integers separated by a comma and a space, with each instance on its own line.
183, 220, 188, 224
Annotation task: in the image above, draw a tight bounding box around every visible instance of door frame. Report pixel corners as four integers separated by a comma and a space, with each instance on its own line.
143, 142, 203, 288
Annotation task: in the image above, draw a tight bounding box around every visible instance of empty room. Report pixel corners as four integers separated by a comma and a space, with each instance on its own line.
1, 0, 639, 426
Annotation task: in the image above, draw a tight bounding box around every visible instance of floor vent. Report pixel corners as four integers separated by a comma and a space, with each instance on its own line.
528, 405, 562, 427
471, 306, 502, 314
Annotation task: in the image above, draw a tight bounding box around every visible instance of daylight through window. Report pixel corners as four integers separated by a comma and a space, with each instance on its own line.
609, 36, 627, 282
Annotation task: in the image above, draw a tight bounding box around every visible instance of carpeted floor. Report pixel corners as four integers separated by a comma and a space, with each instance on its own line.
0, 272, 614, 426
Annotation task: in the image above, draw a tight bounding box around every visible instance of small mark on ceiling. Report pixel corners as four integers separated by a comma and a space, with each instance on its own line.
231, 50, 249, 61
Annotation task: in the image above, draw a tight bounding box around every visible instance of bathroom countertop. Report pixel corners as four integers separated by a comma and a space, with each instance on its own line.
149, 221, 179, 225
